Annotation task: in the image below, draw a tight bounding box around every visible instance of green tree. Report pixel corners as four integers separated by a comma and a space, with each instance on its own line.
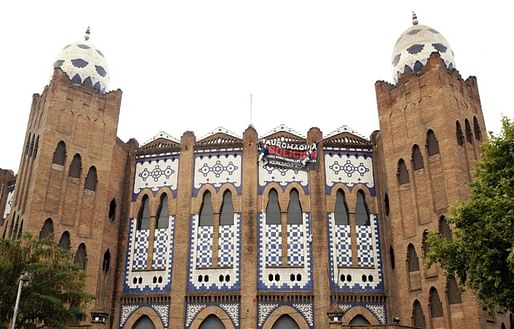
426, 117, 514, 311
0, 235, 93, 329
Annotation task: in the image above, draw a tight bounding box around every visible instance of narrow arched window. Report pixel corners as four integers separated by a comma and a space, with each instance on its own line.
69, 154, 82, 178
430, 287, 443, 317
456, 121, 464, 146
39, 218, 54, 240
412, 300, 426, 329
426, 130, 440, 156
220, 190, 234, 225
287, 189, 302, 224
156, 194, 169, 229
384, 193, 390, 216
29, 135, 35, 157
465, 119, 473, 143
59, 231, 71, 250
17, 220, 23, 239
52, 141, 66, 165
439, 216, 452, 240
407, 244, 420, 272
355, 190, 370, 225
137, 196, 150, 230
74, 243, 87, 270
412, 144, 424, 170
199, 191, 213, 226
133, 316, 156, 329
334, 189, 349, 225
25, 136, 31, 155
102, 249, 111, 273
33, 136, 39, 158
108, 198, 116, 221
390, 246, 396, 270
84, 166, 97, 191
422, 230, 429, 256
447, 277, 462, 304
266, 189, 281, 224
397, 159, 409, 185
473, 116, 482, 141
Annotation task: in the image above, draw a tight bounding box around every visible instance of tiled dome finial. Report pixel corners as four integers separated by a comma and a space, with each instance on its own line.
412, 11, 418, 25
84, 26, 90, 41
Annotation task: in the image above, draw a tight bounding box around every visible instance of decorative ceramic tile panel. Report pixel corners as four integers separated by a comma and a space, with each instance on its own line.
357, 225, 374, 267
287, 224, 304, 266
196, 226, 213, 268
152, 228, 168, 269
132, 230, 149, 270
325, 152, 374, 189
257, 302, 314, 329
134, 157, 178, 194
185, 303, 240, 329
193, 153, 242, 195
258, 161, 309, 194
120, 304, 170, 329
218, 225, 234, 267
331, 221, 352, 266
335, 303, 386, 325
265, 224, 282, 267
2, 188, 14, 220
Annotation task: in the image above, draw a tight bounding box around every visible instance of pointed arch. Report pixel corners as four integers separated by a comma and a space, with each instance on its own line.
447, 277, 462, 304
262, 305, 310, 329
412, 300, 426, 329
429, 287, 443, 317
58, 231, 71, 250
407, 243, 420, 272
199, 191, 213, 226
349, 314, 371, 325
340, 305, 381, 325
287, 188, 302, 224
456, 121, 464, 146
271, 315, 300, 329
334, 189, 349, 225
266, 188, 281, 224
123, 306, 163, 329
102, 249, 111, 273
69, 154, 82, 178
39, 218, 54, 240
132, 315, 156, 329
52, 141, 67, 165
412, 144, 424, 170
84, 166, 97, 191
355, 190, 370, 226
199, 315, 226, 329
220, 190, 234, 225
473, 116, 482, 141
155, 193, 169, 229
397, 159, 409, 185
439, 216, 452, 240
189, 305, 236, 329
137, 195, 151, 230
74, 243, 87, 270
465, 119, 473, 143
108, 198, 117, 221
426, 129, 440, 156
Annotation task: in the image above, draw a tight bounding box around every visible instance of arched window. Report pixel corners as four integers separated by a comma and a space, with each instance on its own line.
17, 220, 23, 239
384, 193, 390, 217
133, 315, 156, 329
271, 315, 300, 329
389, 246, 396, 270
473, 116, 482, 141
355, 190, 370, 225
69, 154, 82, 178
52, 141, 66, 165
447, 277, 462, 304
397, 159, 409, 185
465, 119, 473, 143
58, 231, 71, 250
422, 230, 429, 257
84, 166, 97, 191
220, 190, 234, 225
25, 136, 30, 155
33, 136, 39, 158
39, 218, 54, 240
29, 135, 35, 157
102, 249, 111, 273
137, 196, 151, 230
412, 144, 424, 170
350, 315, 371, 325
156, 194, 169, 229
287, 189, 302, 224
74, 243, 87, 270
426, 129, 440, 156
456, 121, 464, 146
199, 315, 224, 329
266, 189, 280, 224
199, 191, 213, 226
108, 198, 116, 221
439, 216, 452, 240
334, 189, 349, 225
412, 300, 426, 329
407, 244, 420, 272
430, 287, 443, 317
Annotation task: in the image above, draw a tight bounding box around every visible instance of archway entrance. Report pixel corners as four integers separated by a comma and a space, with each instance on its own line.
199, 315, 226, 329
271, 315, 300, 329
132, 315, 156, 329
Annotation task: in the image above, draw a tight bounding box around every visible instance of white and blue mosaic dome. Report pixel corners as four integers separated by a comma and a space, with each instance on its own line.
392, 13, 455, 81
53, 27, 110, 93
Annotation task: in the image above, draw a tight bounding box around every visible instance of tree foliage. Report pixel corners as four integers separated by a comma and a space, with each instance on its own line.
426, 117, 514, 311
0, 235, 93, 329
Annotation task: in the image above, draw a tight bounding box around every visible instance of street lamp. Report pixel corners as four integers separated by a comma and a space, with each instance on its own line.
11, 273, 31, 329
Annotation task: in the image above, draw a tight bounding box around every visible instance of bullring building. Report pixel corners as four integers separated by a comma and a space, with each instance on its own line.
0, 13, 510, 329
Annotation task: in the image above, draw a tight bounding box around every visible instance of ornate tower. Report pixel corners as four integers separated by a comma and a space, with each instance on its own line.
373, 13, 508, 329
2, 28, 128, 327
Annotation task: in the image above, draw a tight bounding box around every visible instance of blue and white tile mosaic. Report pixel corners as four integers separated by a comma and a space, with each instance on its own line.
258, 213, 313, 290
134, 157, 179, 197
257, 302, 314, 329
185, 303, 240, 329
124, 216, 175, 293
2, 187, 14, 220
327, 214, 384, 291
188, 214, 241, 291
120, 304, 170, 329
336, 303, 386, 325
258, 161, 309, 194
193, 153, 242, 196
325, 152, 374, 191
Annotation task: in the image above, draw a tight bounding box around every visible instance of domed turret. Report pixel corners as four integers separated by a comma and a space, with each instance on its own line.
391, 12, 455, 81
53, 27, 110, 93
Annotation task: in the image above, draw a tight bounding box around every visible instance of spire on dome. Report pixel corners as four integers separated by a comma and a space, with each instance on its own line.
84, 26, 90, 41
412, 11, 418, 25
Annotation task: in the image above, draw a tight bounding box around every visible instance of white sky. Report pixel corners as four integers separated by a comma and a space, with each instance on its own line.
1, 1, 512, 171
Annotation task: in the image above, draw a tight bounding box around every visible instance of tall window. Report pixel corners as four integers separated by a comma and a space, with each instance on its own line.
447, 277, 462, 304
439, 216, 452, 240
199, 191, 213, 226
430, 287, 443, 317
266, 189, 281, 224
108, 198, 116, 221
473, 116, 482, 141
465, 119, 473, 143
421, 230, 429, 257
287, 189, 302, 224
58, 231, 71, 250
52, 141, 66, 165
137, 196, 151, 230
334, 189, 349, 225
397, 159, 409, 185
69, 154, 82, 178
426, 130, 440, 156
102, 249, 111, 273
456, 121, 464, 146
384, 193, 390, 217
39, 218, 54, 240
74, 243, 87, 270
220, 190, 234, 225
412, 144, 424, 170
412, 300, 426, 329
84, 166, 97, 191
355, 190, 369, 225
156, 194, 169, 229
33, 136, 39, 158
407, 244, 420, 272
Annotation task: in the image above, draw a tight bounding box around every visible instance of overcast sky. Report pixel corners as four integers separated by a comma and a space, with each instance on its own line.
0, 1, 512, 171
